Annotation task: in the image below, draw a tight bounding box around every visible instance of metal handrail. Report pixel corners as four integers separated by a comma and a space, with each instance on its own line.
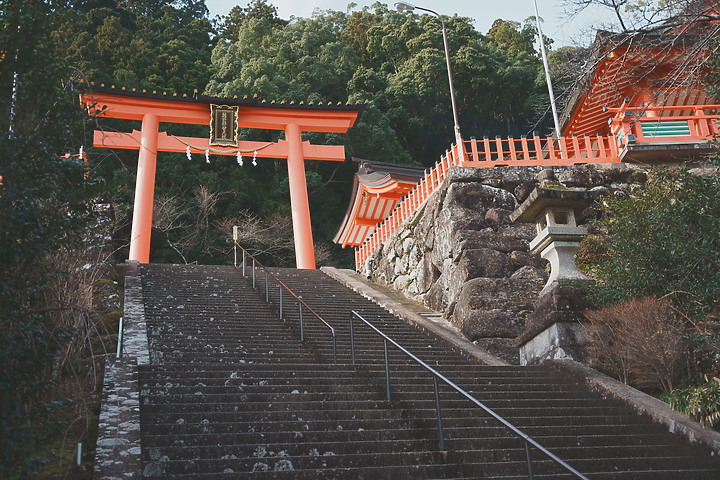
350, 310, 588, 480
233, 241, 337, 364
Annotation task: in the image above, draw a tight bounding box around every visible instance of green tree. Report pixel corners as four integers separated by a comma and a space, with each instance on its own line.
217, 0, 288, 41
62, 0, 214, 92
1, 1, 101, 474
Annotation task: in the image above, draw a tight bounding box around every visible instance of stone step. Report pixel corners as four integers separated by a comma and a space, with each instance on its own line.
140, 393, 623, 415
140, 384, 604, 402
140, 450, 720, 478
142, 419, 670, 440
142, 430, 689, 452
142, 450, 451, 476
141, 461, 467, 479
140, 436, 701, 463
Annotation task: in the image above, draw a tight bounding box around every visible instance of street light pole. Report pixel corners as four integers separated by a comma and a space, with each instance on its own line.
395, 2, 463, 147
532, 0, 562, 138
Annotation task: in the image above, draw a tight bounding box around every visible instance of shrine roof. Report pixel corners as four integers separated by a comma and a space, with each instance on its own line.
79, 82, 371, 112
333, 159, 426, 248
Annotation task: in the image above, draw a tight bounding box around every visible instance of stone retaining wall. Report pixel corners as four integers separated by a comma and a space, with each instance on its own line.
362, 164, 647, 363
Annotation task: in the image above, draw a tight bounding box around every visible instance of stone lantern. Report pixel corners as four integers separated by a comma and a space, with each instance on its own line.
511, 187, 594, 295
510, 182, 597, 365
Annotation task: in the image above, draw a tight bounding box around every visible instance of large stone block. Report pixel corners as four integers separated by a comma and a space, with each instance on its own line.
454, 248, 513, 281
456, 309, 523, 339
430, 209, 489, 267
509, 251, 545, 271
498, 223, 536, 241
424, 272, 449, 313
485, 208, 513, 225
443, 182, 517, 212
450, 277, 539, 340
453, 230, 527, 256
557, 165, 605, 187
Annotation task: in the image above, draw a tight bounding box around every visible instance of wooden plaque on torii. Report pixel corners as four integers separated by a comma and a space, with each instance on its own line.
79, 85, 367, 269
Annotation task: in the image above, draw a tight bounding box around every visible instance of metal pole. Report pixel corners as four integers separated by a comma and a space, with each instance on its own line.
332, 329, 337, 364
384, 339, 391, 402
299, 302, 304, 341
234, 243, 237, 267
404, 4, 462, 146
532, 0, 562, 138
265, 272, 269, 302
252, 259, 256, 288
115, 317, 124, 360
525, 440, 535, 480
433, 376, 446, 451
350, 313, 356, 365
76, 442, 82, 466
242, 250, 246, 276
279, 286, 283, 319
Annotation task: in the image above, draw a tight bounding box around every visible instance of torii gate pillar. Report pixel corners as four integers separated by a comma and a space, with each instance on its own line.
285, 123, 316, 269
128, 113, 159, 264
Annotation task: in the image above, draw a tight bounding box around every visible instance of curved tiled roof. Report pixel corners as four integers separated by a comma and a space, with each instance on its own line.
333, 159, 426, 248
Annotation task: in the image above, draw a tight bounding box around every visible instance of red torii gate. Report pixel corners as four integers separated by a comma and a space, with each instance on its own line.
80, 84, 366, 269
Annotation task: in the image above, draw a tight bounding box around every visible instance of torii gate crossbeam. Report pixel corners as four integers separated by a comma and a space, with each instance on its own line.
80, 85, 366, 269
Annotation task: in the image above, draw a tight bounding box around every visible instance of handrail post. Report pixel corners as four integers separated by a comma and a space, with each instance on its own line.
242, 250, 246, 277
299, 301, 304, 341
115, 316, 124, 360
234, 242, 237, 267
525, 440, 535, 480
332, 329, 337, 364
265, 272, 269, 302
350, 313, 356, 365
433, 375, 446, 451
279, 285, 283, 319
384, 338, 391, 402
252, 259, 256, 288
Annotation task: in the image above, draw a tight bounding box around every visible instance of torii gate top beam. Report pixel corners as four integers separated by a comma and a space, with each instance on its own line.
80, 85, 365, 132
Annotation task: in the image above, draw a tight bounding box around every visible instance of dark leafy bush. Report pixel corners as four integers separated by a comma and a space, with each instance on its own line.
663, 378, 720, 428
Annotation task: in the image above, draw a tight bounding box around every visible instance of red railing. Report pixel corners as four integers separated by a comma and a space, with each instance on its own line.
461, 134, 620, 167
354, 134, 621, 270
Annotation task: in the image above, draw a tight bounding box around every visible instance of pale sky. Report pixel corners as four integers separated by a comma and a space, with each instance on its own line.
204, 0, 621, 47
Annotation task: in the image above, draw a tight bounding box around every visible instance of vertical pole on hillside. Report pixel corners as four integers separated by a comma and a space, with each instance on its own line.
533, 0, 561, 138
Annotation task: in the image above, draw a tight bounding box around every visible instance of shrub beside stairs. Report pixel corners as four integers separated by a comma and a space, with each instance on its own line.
135, 263, 720, 479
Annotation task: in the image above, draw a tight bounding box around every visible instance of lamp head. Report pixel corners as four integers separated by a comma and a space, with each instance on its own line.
394, 1, 416, 12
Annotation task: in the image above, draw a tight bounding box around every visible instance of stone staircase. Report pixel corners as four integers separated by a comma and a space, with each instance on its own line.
137, 263, 720, 479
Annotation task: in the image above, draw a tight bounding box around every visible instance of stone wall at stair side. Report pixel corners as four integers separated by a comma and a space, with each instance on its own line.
363, 164, 647, 362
